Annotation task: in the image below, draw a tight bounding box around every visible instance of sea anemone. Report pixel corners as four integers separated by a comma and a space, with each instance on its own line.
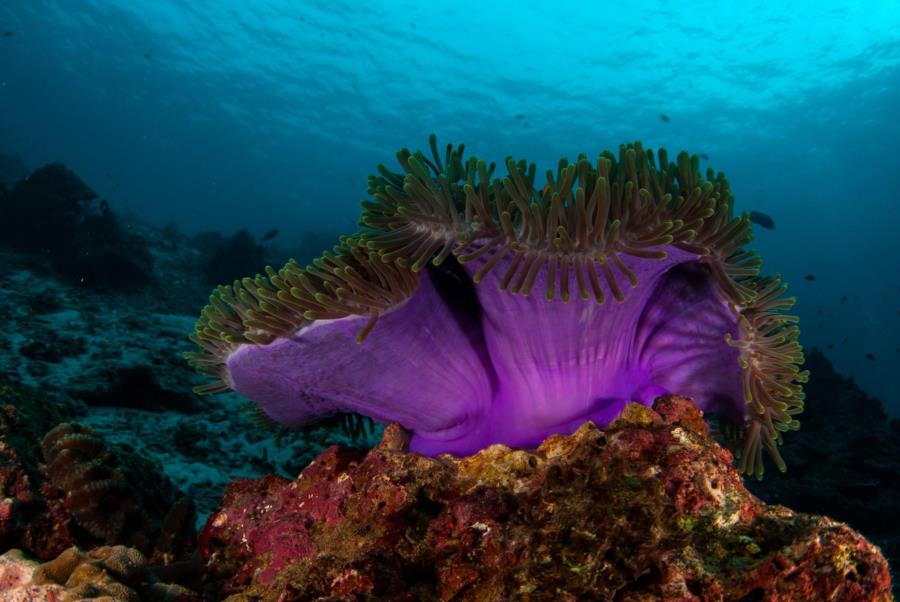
186, 136, 807, 479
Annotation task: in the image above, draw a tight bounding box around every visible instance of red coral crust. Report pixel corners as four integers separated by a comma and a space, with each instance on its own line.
199, 398, 893, 601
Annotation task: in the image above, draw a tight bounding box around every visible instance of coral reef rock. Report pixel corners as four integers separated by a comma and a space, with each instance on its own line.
0, 379, 196, 563
747, 348, 900, 581
199, 396, 893, 601
0, 380, 85, 559
40, 422, 196, 557
0, 549, 66, 602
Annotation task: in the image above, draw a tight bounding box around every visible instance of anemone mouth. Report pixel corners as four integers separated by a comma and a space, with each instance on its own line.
186, 135, 807, 479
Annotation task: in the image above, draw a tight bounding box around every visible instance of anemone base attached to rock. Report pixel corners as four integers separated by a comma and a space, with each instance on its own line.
187, 136, 807, 478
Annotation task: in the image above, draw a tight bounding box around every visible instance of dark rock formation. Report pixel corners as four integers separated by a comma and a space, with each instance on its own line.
0, 151, 28, 188
73, 365, 203, 414
192, 229, 266, 286
0, 163, 153, 289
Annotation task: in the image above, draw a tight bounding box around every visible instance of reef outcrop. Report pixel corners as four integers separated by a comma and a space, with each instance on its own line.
0, 162, 153, 290
199, 396, 893, 601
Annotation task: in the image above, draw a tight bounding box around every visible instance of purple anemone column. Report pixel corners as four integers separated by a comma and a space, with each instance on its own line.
226, 271, 496, 449
456, 246, 742, 451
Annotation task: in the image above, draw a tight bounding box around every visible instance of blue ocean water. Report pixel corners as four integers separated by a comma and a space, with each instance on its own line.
1, 0, 898, 414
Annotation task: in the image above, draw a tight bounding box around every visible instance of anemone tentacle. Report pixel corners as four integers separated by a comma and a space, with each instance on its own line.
187, 136, 806, 478
185, 234, 421, 391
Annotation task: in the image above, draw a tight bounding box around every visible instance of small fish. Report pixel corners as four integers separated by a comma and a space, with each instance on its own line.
865, 353, 876, 361
144, 53, 151, 59
826, 344, 835, 349
261, 228, 279, 241
803, 274, 815, 281
895, 348, 899, 353
817, 323, 824, 328
2, 31, 12, 38
842, 337, 848, 344
816, 309, 823, 315
660, 114, 670, 123
840, 296, 848, 304
515, 114, 525, 120
700, 153, 709, 160
747, 210, 775, 230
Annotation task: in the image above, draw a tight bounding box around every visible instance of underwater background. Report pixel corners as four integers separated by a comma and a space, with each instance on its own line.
2, 0, 898, 408
1, 1, 899, 599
